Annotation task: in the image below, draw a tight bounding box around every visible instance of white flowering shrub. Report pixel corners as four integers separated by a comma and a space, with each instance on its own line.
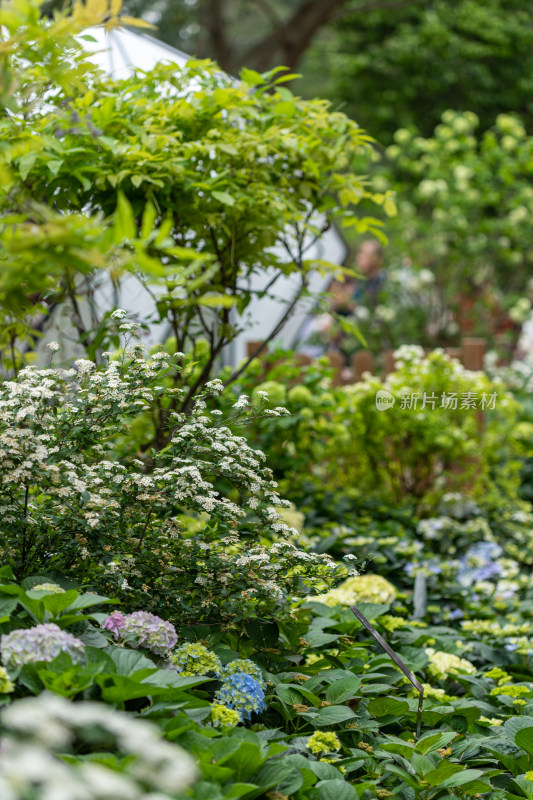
0, 693, 197, 800
0, 347, 342, 622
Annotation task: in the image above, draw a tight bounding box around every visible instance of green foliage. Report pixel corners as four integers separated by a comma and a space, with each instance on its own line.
215, 350, 343, 499
325, 347, 522, 508
327, 0, 533, 144
0, 0, 388, 392
378, 110, 533, 348
4, 5, 533, 799
221, 347, 523, 510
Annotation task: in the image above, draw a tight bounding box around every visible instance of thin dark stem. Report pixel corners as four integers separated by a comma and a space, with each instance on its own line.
9, 336, 17, 377
135, 505, 153, 553
21, 485, 29, 571
180, 334, 228, 414
224, 275, 308, 387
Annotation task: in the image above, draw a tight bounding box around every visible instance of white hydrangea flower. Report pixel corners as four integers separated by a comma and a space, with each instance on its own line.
0, 693, 197, 798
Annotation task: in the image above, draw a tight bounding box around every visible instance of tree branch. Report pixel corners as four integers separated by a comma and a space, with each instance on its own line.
223, 274, 308, 387
237, 0, 425, 73
200, 0, 232, 70
239, 0, 347, 72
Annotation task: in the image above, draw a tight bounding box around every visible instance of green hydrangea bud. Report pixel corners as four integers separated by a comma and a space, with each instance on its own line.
0, 667, 14, 693
31, 583, 65, 594
209, 703, 241, 728
169, 642, 222, 677
287, 385, 313, 405
307, 730, 341, 755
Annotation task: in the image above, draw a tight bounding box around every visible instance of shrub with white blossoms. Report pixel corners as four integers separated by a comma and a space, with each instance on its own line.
0, 693, 197, 800
0, 347, 344, 622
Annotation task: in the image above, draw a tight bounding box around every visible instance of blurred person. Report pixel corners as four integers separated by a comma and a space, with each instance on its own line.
353, 239, 386, 304
298, 239, 386, 359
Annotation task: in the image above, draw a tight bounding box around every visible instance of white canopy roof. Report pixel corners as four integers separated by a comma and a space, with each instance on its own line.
80, 27, 189, 77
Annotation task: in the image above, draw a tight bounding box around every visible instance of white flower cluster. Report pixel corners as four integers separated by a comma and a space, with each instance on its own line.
0, 693, 197, 800
0, 352, 340, 616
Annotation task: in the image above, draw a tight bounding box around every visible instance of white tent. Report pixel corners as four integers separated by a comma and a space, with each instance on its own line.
77, 27, 347, 365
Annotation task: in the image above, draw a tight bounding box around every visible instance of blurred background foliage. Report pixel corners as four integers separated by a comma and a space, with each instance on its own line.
69, 0, 533, 145
37, 0, 533, 140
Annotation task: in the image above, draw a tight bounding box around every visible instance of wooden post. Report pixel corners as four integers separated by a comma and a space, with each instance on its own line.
294, 353, 313, 368
461, 338, 486, 371
326, 350, 345, 386
246, 340, 263, 358
445, 347, 461, 362
352, 350, 375, 381
383, 349, 396, 375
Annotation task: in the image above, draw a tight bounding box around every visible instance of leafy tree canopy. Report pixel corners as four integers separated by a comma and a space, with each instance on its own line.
107, 0, 533, 146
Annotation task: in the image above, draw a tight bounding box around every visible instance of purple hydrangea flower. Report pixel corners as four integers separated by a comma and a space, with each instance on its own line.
102, 611, 126, 638
1, 624, 85, 669
122, 611, 177, 656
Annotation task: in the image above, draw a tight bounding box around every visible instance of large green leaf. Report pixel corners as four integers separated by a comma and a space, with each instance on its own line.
103, 646, 156, 675
438, 769, 484, 789
304, 705, 356, 726
425, 761, 465, 785
325, 676, 362, 704
316, 779, 358, 800
26, 589, 79, 617
96, 674, 169, 705
516, 728, 533, 756
67, 594, 115, 611
416, 731, 457, 754
513, 776, 533, 800
367, 697, 410, 717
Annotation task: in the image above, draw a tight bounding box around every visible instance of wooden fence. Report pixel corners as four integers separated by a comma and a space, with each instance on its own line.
246, 337, 487, 387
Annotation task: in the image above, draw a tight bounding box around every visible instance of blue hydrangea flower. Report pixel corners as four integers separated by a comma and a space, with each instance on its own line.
448, 608, 464, 621
122, 611, 177, 656
1, 624, 85, 669
456, 542, 502, 587
215, 672, 266, 721
223, 659, 266, 689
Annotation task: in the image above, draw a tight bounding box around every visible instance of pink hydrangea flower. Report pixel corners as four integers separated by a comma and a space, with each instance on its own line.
101, 611, 126, 638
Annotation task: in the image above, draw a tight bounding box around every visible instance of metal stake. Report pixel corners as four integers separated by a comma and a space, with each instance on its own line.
351, 605, 424, 738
